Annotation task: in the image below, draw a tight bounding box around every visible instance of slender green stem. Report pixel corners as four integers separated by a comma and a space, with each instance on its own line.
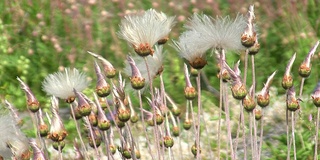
286, 108, 291, 160
315, 107, 320, 160
69, 103, 89, 159
143, 58, 162, 160
258, 109, 264, 160
292, 112, 297, 160
250, 112, 254, 159
196, 71, 202, 159
138, 90, 155, 160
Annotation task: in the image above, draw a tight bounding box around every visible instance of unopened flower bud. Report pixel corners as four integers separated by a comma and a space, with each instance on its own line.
171, 107, 181, 117
94, 61, 111, 97
48, 96, 68, 142
88, 112, 98, 127
255, 109, 262, 120
185, 86, 197, 100
155, 113, 164, 125
257, 94, 269, 107
116, 116, 126, 128
130, 76, 145, 90
312, 82, 320, 107
163, 136, 174, 148
282, 75, 293, 90
248, 39, 260, 55
130, 114, 139, 123
286, 86, 300, 112
53, 141, 65, 151
243, 95, 256, 112
88, 51, 116, 78
191, 143, 201, 156
109, 144, 117, 155
39, 124, 49, 137
117, 106, 131, 123
17, 77, 40, 112
74, 90, 92, 116
122, 147, 132, 159
135, 150, 141, 159
172, 126, 180, 137
298, 41, 319, 78
231, 83, 247, 100
88, 129, 102, 148
183, 119, 192, 130
190, 67, 198, 77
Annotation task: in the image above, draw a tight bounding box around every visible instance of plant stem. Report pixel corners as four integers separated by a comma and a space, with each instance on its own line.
258, 109, 264, 160
196, 71, 202, 160
250, 112, 254, 159
69, 103, 89, 159
85, 117, 100, 159
138, 90, 155, 160
315, 107, 320, 160
292, 112, 297, 160
144, 57, 162, 160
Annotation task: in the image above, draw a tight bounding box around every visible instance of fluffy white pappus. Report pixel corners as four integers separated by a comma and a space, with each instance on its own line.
0, 113, 29, 159
117, 8, 175, 48
42, 68, 89, 100
172, 30, 210, 62
186, 13, 247, 51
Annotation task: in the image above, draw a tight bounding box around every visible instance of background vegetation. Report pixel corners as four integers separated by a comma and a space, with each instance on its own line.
0, 0, 319, 159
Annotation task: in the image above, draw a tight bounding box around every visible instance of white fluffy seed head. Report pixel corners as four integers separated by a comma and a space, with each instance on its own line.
118, 8, 175, 48
42, 68, 89, 100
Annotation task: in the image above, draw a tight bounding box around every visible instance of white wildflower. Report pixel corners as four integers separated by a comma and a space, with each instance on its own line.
186, 13, 247, 51
118, 8, 175, 56
42, 68, 89, 103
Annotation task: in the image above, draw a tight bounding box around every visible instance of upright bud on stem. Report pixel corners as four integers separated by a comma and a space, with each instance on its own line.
127, 56, 145, 90
286, 86, 301, 112
243, 85, 256, 112
257, 71, 277, 107
282, 53, 296, 89
241, 5, 256, 48
298, 41, 319, 77
17, 77, 40, 112
88, 51, 116, 78
184, 64, 197, 100
311, 82, 320, 107
48, 96, 67, 142
74, 90, 92, 116
94, 61, 111, 97
224, 61, 247, 100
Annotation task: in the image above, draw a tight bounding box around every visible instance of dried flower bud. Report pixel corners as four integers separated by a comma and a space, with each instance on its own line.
172, 126, 180, 137
72, 105, 83, 120
248, 36, 260, 55
17, 77, 40, 112
254, 109, 262, 120
88, 129, 102, 148
282, 53, 296, 89
94, 61, 111, 97
74, 90, 92, 116
311, 82, 320, 107
127, 56, 145, 90
191, 143, 201, 156
257, 71, 277, 107
231, 83, 247, 100
241, 5, 256, 48
298, 41, 319, 77
135, 150, 141, 159
183, 119, 192, 130
184, 64, 197, 100
88, 112, 98, 127
116, 116, 126, 128
163, 136, 174, 148
29, 139, 46, 160
243, 85, 256, 112
53, 141, 65, 151
286, 86, 300, 112
37, 109, 49, 137
88, 51, 116, 78
117, 102, 131, 123
48, 96, 68, 142
282, 75, 293, 90
109, 144, 117, 155
130, 114, 139, 123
